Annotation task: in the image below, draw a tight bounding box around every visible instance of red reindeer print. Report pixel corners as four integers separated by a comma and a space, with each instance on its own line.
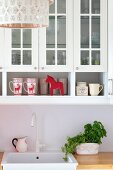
46, 75, 64, 95
28, 84, 35, 94
15, 84, 21, 93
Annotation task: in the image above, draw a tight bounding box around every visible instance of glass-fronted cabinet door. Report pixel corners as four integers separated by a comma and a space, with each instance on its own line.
0, 28, 4, 70
74, 0, 107, 72
39, 0, 73, 72
4, 29, 38, 71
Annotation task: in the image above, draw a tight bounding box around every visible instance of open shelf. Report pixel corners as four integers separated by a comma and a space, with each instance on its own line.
0, 71, 108, 105
7, 72, 70, 96
75, 72, 106, 96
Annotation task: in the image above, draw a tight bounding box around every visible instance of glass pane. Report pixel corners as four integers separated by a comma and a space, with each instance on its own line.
81, 0, 89, 14
81, 51, 89, 65
49, 2, 55, 13
46, 16, 55, 48
12, 29, 21, 48
81, 16, 89, 48
57, 0, 66, 14
92, 16, 100, 48
23, 50, 32, 65
12, 50, 21, 65
57, 51, 66, 65
57, 16, 66, 48
92, 0, 100, 14
46, 51, 55, 65
23, 29, 32, 48
92, 51, 100, 65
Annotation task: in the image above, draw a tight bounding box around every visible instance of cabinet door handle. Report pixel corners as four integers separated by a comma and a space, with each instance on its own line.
0, 66, 2, 69
108, 79, 113, 95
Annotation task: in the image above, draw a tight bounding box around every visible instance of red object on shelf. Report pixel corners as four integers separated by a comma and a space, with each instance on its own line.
46, 75, 64, 95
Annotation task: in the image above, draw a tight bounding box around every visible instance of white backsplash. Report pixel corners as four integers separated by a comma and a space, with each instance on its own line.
0, 105, 113, 152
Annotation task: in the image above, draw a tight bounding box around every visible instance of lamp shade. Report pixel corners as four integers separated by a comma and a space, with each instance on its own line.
0, 0, 54, 28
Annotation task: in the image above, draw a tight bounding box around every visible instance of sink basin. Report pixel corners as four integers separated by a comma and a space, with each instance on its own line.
2, 152, 78, 170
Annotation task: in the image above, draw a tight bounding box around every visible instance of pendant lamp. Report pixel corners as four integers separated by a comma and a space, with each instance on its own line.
0, 0, 54, 28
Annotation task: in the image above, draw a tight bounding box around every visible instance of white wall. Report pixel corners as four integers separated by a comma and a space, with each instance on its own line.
0, 105, 113, 152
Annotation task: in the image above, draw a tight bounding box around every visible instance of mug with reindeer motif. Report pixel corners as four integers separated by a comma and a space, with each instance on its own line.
9, 78, 23, 95
23, 78, 37, 95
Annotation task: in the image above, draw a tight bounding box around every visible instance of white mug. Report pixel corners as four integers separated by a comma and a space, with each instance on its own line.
23, 78, 37, 95
89, 83, 103, 96
9, 78, 23, 95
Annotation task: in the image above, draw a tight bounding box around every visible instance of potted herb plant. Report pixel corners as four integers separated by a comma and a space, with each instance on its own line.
62, 121, 107, 161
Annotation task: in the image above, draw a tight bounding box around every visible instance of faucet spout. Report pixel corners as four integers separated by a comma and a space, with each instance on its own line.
31, 113, 40, 152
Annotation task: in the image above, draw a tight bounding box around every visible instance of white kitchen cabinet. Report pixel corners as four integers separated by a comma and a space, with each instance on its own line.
38, 0, 73, 72
74, 0, 107, 72
0, 0, 110, 104
108, 0, 113, 79
0, 29, 4, 70
4, 0, 73, 73
4, 28, 38, 72
108, 0, 113, 104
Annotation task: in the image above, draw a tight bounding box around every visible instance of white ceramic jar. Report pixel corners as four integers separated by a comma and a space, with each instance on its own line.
77, 82, 87, 87
76, 82, 88, 96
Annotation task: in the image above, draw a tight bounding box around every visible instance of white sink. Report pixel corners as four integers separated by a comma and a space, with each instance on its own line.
2, 152, 78, 170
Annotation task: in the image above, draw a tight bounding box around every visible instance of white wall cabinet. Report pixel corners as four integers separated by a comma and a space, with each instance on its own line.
4, 29, 38, 72
0, 0, 110, 104
108, 0, 113, 104
4, 0, 73, 73
0, 29, 4, 70
39, 0, 73, 72
108, 0, 113, 79
74, 0, 107, 72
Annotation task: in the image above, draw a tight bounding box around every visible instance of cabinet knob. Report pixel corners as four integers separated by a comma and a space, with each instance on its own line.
76, 67, 79, 70
41, 67, 44, 70
34, 67, 37, 70
0, 66, 2, 69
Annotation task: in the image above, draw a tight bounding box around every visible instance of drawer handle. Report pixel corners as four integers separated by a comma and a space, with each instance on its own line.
108, 79, 113, 95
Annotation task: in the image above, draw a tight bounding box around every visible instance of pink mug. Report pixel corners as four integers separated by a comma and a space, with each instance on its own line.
39, 78, 48, 95
9, 78, 23, 95
23, 78, 37, 95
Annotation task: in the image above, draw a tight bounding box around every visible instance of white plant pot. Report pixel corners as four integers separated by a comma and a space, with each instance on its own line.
76, 143, 99, 155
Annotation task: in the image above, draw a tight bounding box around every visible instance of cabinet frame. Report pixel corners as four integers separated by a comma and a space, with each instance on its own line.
74, 0, 107, 72
4, 28, 39, 72
39, 0, 74, 72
